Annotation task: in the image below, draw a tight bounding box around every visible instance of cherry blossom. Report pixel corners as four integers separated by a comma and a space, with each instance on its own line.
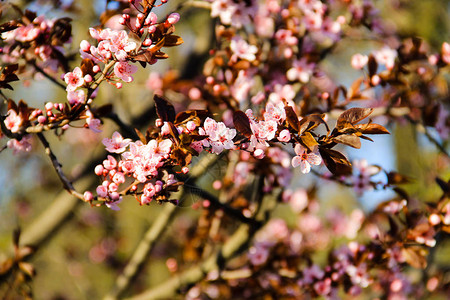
64, 67, 85, 92
200, 117, 236, 154
230, 37, 258, 62
286, 58, 315, 83
291, 144, 322, 174
102, 131, 132, 153
351, 53, 369, 70
373, 46, 397, 70
4, 109, 22, 133
114, 61, 138, 83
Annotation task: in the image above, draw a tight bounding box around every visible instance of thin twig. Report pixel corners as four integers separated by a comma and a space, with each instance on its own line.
37, 132, 85, 200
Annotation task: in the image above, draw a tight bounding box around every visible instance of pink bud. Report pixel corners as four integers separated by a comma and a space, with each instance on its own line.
110, 192, 120, 200
429, 213, 441, 226
186, 121, 196, 131
84, 74, 93, 82
80, 40, 91, 52
371, 74, 381, 86
167, 13, 180, 25
182, 167, 189, 174
45, 102, 53, 111
95, 165, 104, 176
116, 82, 123, 89
188, 87, 201, 100
212, 180, 222, 190
93, 65, 101, 73
253, 149, 265, 159
83, 191, 94, 202
137, 13, 144, 20
155, 118, 163, 127
143, 38, 152, 46
37, 116, 47, 124
206, 76, 214, 85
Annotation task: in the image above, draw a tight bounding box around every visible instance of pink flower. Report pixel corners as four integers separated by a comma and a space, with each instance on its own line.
202, 117, 236, 154
96, 185, 108, 198
109, 30, 137, 61
286, 58, 315, 83
86, 117, 102, 133
248, 244, 270, 266
105, 197, 122, 210
102, 131, 132, 153
230, 37, 258, 62
4, 109, 22, 133
114, 61, 138, 83
64, 67, 85, 91
291, 144, 322, 174
351, 53, 368, 70
67, 89, 85, 105
373, 46, 397, 70
7, 135, 32, 154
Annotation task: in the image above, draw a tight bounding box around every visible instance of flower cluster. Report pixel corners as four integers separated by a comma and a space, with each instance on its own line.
90, 131, 180, 209
1, 12, 72, 76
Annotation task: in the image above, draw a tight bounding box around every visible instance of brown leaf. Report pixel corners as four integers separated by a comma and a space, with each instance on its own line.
154, 51, 169, 59
80, 59, 95, 77
319, 147, 352, 176
285, 106, 300, 132
154, 95, 175, 123
135, 128, 147, 144
368, 54, 378, 77
402, 246, 428, 269
348, 78, 363, 100
332, 134, 361, 149
233, 110, 252, 138
387, 171, 411, 185
168, 122, 180, 145
299, 132, 318, 152
298, 114, 329, 135
18, 262, 35, 277
175, 110, 209, 124
164, 35, 184, 47
337, 107, 373, 128
354, 123, 390, 134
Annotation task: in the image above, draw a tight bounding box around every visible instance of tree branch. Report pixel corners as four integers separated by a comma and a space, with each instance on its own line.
37, 132, 85, 200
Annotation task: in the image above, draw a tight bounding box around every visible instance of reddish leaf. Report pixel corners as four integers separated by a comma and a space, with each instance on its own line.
285, 106, 300, 132
233, 110, 253, 138
154, 95, 175, 123
319, 147, 352, 176
332, 134, 361, 149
